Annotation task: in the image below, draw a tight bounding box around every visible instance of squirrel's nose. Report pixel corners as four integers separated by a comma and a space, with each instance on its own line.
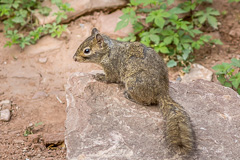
73, 55, 77, 61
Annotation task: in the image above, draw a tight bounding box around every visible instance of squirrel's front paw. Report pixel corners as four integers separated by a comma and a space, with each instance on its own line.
93, 73, 107, 82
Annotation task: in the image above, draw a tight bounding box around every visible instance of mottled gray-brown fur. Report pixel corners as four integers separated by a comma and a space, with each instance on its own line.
73, 28, 195, 156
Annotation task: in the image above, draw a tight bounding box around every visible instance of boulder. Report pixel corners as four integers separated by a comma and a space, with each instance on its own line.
34, 0, 127, 25
65, 72, 240, 160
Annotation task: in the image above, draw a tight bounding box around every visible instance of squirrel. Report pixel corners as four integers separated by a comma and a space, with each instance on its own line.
73, 28, 195, 156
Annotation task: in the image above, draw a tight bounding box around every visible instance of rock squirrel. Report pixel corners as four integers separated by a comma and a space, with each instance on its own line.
73, 28, 195, 156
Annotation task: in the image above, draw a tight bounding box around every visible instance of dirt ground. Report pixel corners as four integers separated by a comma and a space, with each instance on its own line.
0, 1, 240, 159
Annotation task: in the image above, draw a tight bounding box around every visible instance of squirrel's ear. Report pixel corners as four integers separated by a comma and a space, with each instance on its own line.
91, 28, 99, 36
96, 33, 103, 47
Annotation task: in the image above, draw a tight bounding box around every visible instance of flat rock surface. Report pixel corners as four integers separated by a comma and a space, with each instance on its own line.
65, 72, 240, 160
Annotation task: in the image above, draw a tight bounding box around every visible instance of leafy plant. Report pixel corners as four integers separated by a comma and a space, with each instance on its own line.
212, 58, 240, 95
228, 0, 240, 2
115, 0, 222, 72
194, 7, 220, 29
24, 122, 43, 136
0, 0, 74, 49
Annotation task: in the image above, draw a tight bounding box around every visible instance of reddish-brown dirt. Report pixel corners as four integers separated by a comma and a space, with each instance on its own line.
0, 1, 239, 159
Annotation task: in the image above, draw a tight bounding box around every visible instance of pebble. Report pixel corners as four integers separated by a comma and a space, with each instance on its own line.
38, 57, 48, 64
13, 139, 24, 144
0, 109, 11, 122
0, 100, 11, 105
0, 99, 11, 110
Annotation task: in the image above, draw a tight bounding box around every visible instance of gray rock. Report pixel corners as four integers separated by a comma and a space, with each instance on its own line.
34, 0, 127, 25
0, 109, 11, 122
65, 72, 240, 160
181, 63, 213, 83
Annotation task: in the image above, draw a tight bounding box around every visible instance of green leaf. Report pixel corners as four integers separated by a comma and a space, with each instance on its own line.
167, 0, 175, 5
182, 49, 190, 60
198, 14, 207, 24
173, 37, 179, 45
164, 36, 173, 45
167, 60, 177, 67
231, 58, 240, 67
211, 39, 223, 45
146, 15, 154, 23
159, 46, 169, 54
182, 65, 191, 73
138, 8, 153, 13
155, 17, 165, 29
207, 15, 218, 29
224, 82, 232, 88
229, 73, 240, 89
192, 29, 203, 34
217, 74, 226, 85
154, 43, 169, 54
207, 7, 220, 16
51, 0, 62, 4
212, 63, 233, 75
149, 34, 160, 44
168, 7, 187, 14
229, 0, 240, 2
12, 16, 26, 25
237, 88, 240, 95
194, 7, 220, 29
115, 14, 129, 31
38, 6, 52, 16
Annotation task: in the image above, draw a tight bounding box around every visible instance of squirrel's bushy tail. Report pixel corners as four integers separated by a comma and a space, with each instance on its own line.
159, 96, 195, 155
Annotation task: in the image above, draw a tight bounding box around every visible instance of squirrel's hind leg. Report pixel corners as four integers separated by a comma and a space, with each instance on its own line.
124, 77, 158, 106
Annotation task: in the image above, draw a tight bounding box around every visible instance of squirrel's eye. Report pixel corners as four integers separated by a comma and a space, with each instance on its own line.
84, 48, 90, 54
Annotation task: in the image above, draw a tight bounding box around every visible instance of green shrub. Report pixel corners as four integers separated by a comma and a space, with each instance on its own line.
228, 0, 240, 2
115, 0, 222, 72
212, 58, 240, 95
0, 0, 74, 49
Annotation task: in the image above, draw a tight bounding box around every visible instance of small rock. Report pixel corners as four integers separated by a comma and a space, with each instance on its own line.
32, 91, 48, 100
13, 139, 24, 144
28, 134, 40, 143
0, 109, 11, 122
229, 28, 240, 37
0, 100, 11, 110
38, 57, 48, 64
181, 64, 213, 83
22, 147, 28, 152
0, 99, 11, 105
43, 133, 64, 145
79, 23, 84, 28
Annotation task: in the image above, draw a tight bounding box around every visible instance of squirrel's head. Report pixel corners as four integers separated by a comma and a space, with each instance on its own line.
73, 28, 109, 64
